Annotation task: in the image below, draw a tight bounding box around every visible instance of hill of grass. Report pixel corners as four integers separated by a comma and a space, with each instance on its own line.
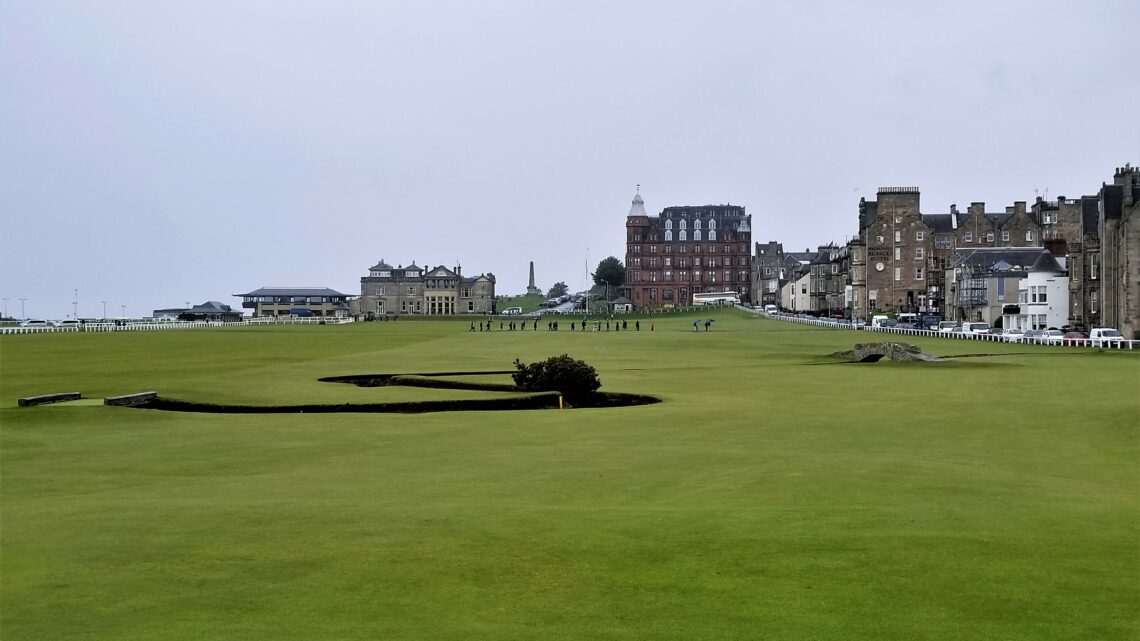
2, 311, 1137, 640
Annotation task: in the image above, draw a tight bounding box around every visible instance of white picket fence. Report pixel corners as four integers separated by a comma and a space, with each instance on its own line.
738, 305, 1139, 350
0, 317, 354, 336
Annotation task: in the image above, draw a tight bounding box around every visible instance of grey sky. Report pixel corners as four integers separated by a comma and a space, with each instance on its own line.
2, 1, 1137, 319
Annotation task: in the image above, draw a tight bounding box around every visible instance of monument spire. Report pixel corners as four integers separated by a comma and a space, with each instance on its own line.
526, 261, 541, 295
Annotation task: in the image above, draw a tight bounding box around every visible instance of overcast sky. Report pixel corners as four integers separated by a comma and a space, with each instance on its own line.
2, 1, 1137, 319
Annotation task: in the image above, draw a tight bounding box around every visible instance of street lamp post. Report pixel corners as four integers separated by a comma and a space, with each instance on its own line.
120, 304, 126, 319
73, 289, 78, 320
19, 298, 27, 319
2, 298, 7, 319
102, 300, 107, 319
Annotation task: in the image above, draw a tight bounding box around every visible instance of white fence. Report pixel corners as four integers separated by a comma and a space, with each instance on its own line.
737, 305, 1139, 350
0, 317, 354, 336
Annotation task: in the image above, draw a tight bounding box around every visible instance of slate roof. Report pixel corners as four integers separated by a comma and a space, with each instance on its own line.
1082, 197, 1099, 235
1101, 184, 1123, 220
921, 214, 955, 234
951, 247, 1065, 274
190, 301, 234, 313
369, 259, 394, 271
235, 287, 348, 297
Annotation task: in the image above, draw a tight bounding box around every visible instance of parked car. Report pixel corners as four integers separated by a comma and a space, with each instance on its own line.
19, 319, 49, 327
1000, 328, 1026, 342
501, 307, 523, 316
54, 319, 80, 329
1020, 329, 1046, 343
937, 321, 959, 333
1040, 329, 1065, 344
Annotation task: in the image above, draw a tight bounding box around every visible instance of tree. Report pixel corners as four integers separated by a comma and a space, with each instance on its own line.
512, 355, 601, 405
592, 256, 626, 290
547, 282, 569, 298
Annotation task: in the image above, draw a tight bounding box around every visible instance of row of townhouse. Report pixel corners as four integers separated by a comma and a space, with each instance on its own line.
751, 163, 1140, 338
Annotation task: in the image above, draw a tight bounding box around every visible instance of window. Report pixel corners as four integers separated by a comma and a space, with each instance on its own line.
915, 267, 924, 280
665, 244, 673, 253
664, 270, 673, 280
694, 257, 701, 267
694, 245, 700, 253
407, 286, 415, 294
650, 245, 658, 254
916, 231, 925, 241
831, 264, 838, 274
694, 230, 702, 241
915, 247, 924, 259
894, 267, 901, 281
648, 257, 658, 268
1001, 230, 1010, 242
986, 232, 994, 243
708, 244, 716, 253
468, 301, 474, 312
665, 230, 673, 241
664, 257, 672, 267
894, 247, 901, 260
764, 267, 772, 276
1092, 290, 1098, 313
694, 219, 702, 230
964, 231, 973, 243
665, 219, 673, 230
1025, 230, 1033, 242
709, 219, 717, 229
679, 219, 687, 230
895, 230, 901, 243
709, 230, 717, 241
679, 230, 688, 241
1091, 261, 1098, 279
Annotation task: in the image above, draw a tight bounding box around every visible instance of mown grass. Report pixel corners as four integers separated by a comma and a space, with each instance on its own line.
1, 311, 1138, 640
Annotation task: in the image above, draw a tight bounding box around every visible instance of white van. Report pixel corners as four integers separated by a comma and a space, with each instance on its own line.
962, 322, 991, 335
1089, 327, 1126, 347
501, 307, 523, 316
763, 304, 778, 314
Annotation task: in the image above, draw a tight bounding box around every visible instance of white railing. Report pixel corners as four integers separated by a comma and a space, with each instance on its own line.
0, 317, 354, 335
739, 305, 1140, 350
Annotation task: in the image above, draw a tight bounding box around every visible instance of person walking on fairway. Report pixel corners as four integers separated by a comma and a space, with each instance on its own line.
705, 319, 712, 332
693, 319, 699, 332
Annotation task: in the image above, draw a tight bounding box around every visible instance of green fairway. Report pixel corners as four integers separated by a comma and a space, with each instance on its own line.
2, 312, 1138, 640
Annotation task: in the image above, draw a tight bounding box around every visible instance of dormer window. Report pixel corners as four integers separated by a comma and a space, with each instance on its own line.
694, 219, 703, 230
665, 219, 673, 230
694, 230, 703, 242
679, 219, 688, 230
665, 230, 673, 241
679, 230, 688, 241
709, 219, 716, 230
709, 230, 717, 241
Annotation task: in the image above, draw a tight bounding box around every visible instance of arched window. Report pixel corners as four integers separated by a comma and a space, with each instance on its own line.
664, 230, 673, 241
694, 219, 703, 230
679, 219, 688, 230
694, 230, 703, 242
665, 219, 673, 230
709, 230, 717, 241
709, 219, 716, 230
679, 230, 688, 241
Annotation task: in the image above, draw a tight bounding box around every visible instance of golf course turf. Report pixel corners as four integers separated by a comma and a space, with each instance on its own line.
1, 310, 1137, 640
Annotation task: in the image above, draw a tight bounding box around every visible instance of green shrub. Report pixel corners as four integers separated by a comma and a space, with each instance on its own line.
512, 354, 601, 405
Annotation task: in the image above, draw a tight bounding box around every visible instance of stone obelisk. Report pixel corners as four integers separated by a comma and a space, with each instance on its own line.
526, 261, 541, 295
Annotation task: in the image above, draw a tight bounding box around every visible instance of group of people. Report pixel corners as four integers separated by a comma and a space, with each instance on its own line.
468, 317, 654, 333
693, 319, 714, 332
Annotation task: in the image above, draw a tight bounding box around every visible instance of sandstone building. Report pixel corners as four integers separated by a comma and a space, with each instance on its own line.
358, 260, 496, 317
